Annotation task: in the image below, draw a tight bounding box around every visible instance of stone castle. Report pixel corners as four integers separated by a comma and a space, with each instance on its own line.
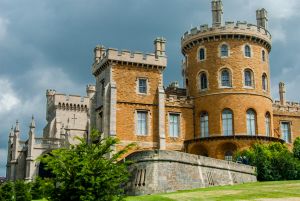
5, 0, 300, 192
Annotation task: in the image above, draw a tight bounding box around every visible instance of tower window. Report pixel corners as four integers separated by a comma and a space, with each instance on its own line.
221, 69, 231, 87
262, 74, 268, 91
200, 72, 208, 90
265, 113, 271, 137
199, 48, 205, 61
221, 44, 229, 57
222, 109, 233, 136
246, 109, 256, 136
137, 111, 148, 135
262, 50, 266, 62
245, 45, 251, 57
281, 122, 291, 143
244, 69, 253, 87
169, 113, 180, 138
200, 112, 209, 138
138, 78, 147, 94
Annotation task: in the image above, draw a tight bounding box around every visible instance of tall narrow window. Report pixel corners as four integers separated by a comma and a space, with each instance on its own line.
200, 73, 208, 90
262, 50, 266, 61
138, 78, 147, 94
262, 74, 268, 91
137, 111, 147, 135
169, 113, 180, 137
101, 79, 105, 96
265, 113, 271, 137
221, 69, 231, 87
244, 70, 253, 87
281, 122, 291, 143
222, 109, 233, 136
221, 44, 229, 57
200, 112, 209, 137
245, 45, 251, 57
247, 109, 256, 136
199, 48, 205, 61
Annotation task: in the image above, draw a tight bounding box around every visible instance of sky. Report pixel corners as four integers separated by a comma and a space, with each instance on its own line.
0, 0, 300, 176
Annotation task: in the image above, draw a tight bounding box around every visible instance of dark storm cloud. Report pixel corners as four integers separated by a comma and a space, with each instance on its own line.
1, 0, 300, 176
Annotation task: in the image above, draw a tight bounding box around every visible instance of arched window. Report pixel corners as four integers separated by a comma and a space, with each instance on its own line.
246, 109, 256, 136
199, 48, 205, 61
221, 69, 231, 87
221, 44, 229, 57
245, 45, 251, 57
200, 112, 209, 138
262, 74, 268, 91
222, 109, 233, 136
200, 72, 208, 90
225, 151, 233, 161
244, 69, 253, 87
262, 50, 266, 61
265, 113, 271, 136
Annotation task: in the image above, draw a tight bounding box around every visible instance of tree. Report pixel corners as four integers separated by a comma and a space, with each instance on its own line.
0, 181, 15, 201
14, 180, 31, 201
40, 129, 135, 201
293, 137, 300, 160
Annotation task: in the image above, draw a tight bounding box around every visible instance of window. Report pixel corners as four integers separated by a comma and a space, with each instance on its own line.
244, 70, 253, 87
245, 45, 251, 57
221, 69, 231, 87
138, 78, 147, 94
222, 109, 233, 136
137, 111, 148, 135
199, 48, 205, 61
101, 79, 105, 96
265, 113, 271, 137
225, 151, 233, 161
262, 50, 266, 61
169, 113, 180, 137
200, 112, 209, 137
247, 109, 256, 136
262, 74, 267, 91
281, 122, 291, 143
221, 44, 229, 57
200, 72, 208, 90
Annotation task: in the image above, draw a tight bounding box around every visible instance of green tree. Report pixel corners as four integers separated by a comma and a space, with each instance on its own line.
40, 129, 135, 201
293, 137, 300, 160
0, 181, 15, 201
14, 180, 31, 201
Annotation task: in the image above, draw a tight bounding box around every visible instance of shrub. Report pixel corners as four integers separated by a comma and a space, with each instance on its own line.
14, 180, 31, 201
0, 181, 15, 201
293, 137, 300, 160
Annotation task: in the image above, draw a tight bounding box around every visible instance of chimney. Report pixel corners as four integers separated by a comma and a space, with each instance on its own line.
212, 0, 223, 27
154, 37, 166, 57
279, 82, 286, 105
256, 8, 268, 29
94, 45, 106, 63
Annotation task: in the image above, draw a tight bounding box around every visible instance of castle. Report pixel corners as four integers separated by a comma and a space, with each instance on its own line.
6, 0, 300, 185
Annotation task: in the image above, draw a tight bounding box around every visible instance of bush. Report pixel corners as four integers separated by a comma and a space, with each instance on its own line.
14, 180, 31, 201
293, 137, 300, 160
39, 129, 135, 201
31, 177, 54, 200
0, 181, 15, 201
236, 142, 300, 181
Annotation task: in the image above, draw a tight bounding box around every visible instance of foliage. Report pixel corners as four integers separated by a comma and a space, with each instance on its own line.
14, 180, 31, 201
0, 181, 15, 201
31, 177, 54, 200
236, 142, 300, 181
39, 129, 135, 201
293, 137, 300, 160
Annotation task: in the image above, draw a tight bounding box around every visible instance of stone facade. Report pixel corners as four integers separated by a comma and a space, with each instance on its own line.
5, 0, 300, 189
125, 150, 256, 195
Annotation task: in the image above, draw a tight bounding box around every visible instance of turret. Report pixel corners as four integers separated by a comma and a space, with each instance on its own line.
86, 84, 96, 99
154, 37, 166, 57
27, 116, 35, 158
12, 120, 20, 161
211, 0, 223, 27
256, 8, 268, 30
279, 82, 286, 105
94, 45, 106, 63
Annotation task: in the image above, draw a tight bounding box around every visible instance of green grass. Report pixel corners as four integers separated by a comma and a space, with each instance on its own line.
126, 180, 300, 201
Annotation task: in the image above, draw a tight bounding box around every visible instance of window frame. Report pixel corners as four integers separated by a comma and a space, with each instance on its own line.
280, 121, 292, 143
197, 46, 206, 62
262, 73, 268, 91
168, 113, 181, 138
136, 110, 149, 136
222, 109, 234, 136
200, 111, 209, 138
220, 69, 232, 88
137, 77, 148, 95
262, 50, 266, 62
246, 109, 256, 136
244, 45, 251, 58
244, 69, 254, 88
220, 44, 229, 58
265, 113, 271, 137
199, 72, 208, 91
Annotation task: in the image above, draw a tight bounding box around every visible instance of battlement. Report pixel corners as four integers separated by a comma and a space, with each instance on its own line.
273, 100, 300, 113
165, 94, 194, 108
181, 21, 271, 52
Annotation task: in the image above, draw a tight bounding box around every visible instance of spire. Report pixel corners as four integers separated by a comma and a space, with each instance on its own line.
9, 126, 14, 137
211, 0, 223, 27
30, 116, 35, 128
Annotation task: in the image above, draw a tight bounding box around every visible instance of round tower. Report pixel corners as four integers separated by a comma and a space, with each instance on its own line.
183, 0, 283, 159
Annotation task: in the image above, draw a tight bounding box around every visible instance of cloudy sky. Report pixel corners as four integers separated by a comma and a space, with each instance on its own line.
0, 0, 300, 176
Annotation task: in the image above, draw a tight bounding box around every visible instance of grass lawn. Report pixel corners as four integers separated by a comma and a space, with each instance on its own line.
126, 180, 300, 201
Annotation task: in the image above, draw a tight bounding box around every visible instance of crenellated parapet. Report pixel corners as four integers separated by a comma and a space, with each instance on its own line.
92, 38, 167, 76
181, 21, 272, 53
165, 95, 194, 108
273, 100, 300, 114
